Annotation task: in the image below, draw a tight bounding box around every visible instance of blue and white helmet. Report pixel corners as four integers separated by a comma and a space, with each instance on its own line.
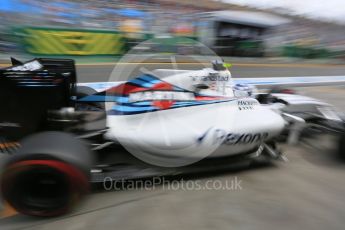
233, 83, 257, 98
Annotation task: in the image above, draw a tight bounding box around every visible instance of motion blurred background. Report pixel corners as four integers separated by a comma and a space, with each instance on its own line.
1, 0, 345, 61
2, 1, 345, 228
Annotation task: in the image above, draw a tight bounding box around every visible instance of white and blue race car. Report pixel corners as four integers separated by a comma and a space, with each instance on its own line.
0, 58, 344, 217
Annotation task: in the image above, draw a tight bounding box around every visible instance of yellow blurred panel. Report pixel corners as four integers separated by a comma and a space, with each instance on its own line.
23, 28, 124, 55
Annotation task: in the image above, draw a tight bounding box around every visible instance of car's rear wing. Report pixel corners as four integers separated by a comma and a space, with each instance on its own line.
0, 58, 77, 140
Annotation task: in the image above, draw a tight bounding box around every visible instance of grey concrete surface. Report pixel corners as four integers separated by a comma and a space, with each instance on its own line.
76, 63, 345, 82
1, 128, 345, 230
1, 66, 345, 230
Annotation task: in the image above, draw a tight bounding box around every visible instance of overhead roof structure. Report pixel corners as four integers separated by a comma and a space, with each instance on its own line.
202, 10, 291, 28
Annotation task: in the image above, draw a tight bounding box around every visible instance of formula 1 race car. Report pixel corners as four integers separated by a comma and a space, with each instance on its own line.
0, 58, 344, 217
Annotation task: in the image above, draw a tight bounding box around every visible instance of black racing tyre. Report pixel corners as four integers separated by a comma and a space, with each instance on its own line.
1, 132, 94, 217
76, 86, 104, 110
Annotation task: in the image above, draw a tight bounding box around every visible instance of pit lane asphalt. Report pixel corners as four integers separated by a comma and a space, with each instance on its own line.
75, 62, 345, 82
1, 63, 345, 230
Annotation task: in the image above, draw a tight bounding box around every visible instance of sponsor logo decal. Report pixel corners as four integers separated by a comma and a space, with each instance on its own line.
129, 91, 195, 110
198, 128, 268, 145
237, 100, 258, 110
126, 80, 194, 110
202, 72, 229, 82
106, 74, 232, 115
189, 72, 229, 82
0, 122, 20, 128
9, 60, 43, 71
129, 91, 195, 103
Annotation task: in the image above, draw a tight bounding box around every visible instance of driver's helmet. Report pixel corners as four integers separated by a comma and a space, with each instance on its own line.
233, 83, 257, 98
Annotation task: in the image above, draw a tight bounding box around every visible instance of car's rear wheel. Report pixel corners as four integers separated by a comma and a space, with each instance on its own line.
1, 132, 93, 217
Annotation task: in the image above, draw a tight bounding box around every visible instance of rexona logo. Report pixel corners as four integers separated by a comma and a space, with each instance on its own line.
198, 128, 268, 145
